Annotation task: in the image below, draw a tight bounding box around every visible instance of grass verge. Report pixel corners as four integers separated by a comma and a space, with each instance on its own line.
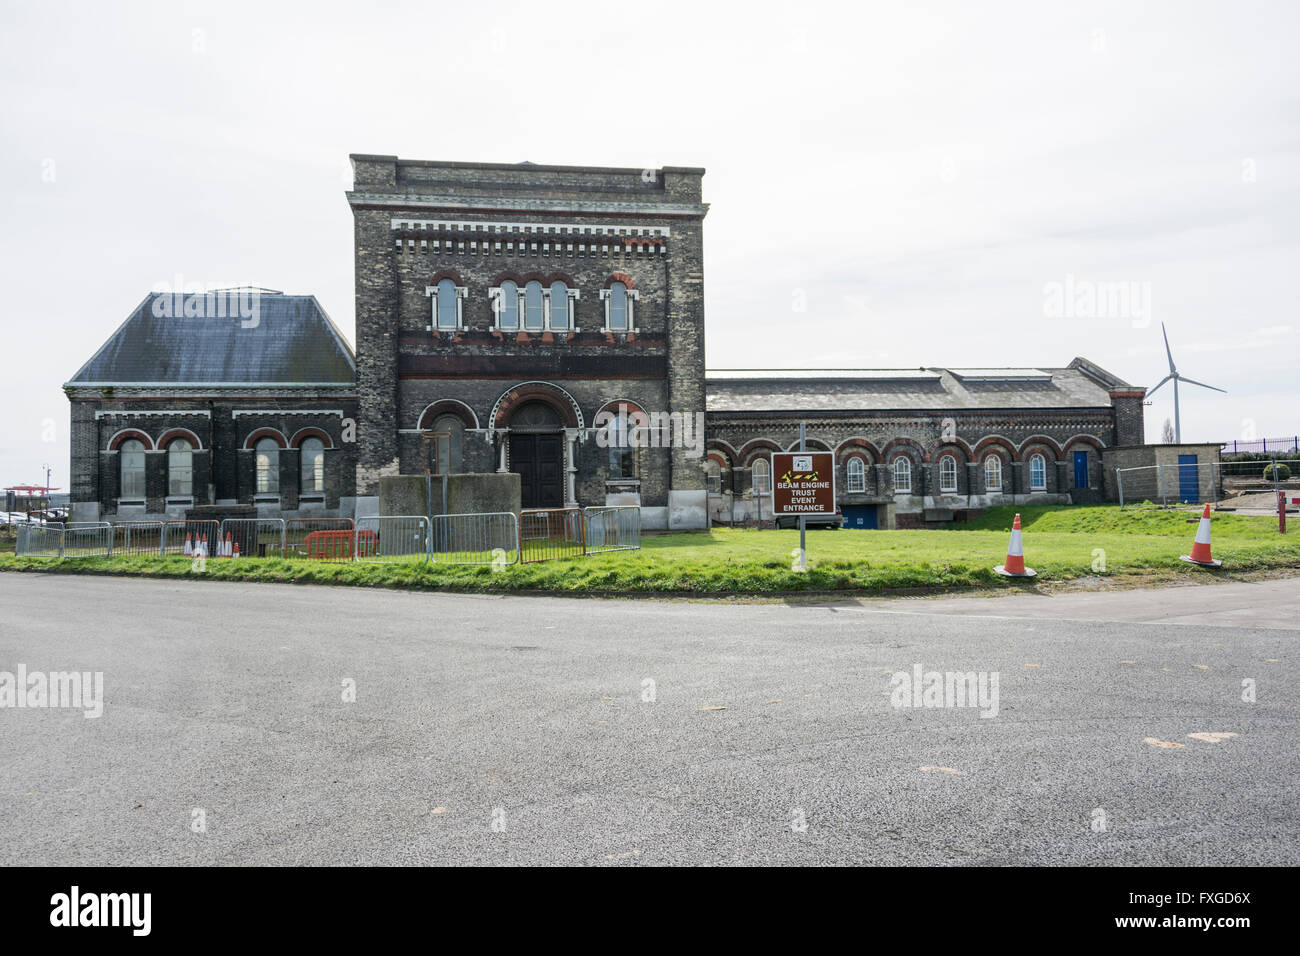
3, 506, 1298, 597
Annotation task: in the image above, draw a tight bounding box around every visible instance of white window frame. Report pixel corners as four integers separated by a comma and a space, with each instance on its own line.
846, 456, 867, 493
893, 457, 912, 493
984, 455, 1002, 491
1029, 454, 1047, 491
542, 284, 580, 332
488, 283, 523, 331
939, 455, 958, 493
425, 281, 467, 331
599, 284, 639, 332
751, 458, 771, 495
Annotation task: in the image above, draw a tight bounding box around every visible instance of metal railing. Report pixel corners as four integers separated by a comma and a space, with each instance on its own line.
1117, 459, 1299, 509
218, 518, 286, 558
113, 521, 166, 556
285, 517, 354, 558
1221, 437, 1300, 456
583, 506, 641, 554
15, 524, 63, 557
430, 512, 519, 565
61, 524, 114, 558
355, 515, 430, 563
519, 508, 586, 563
163, 519, 221, 556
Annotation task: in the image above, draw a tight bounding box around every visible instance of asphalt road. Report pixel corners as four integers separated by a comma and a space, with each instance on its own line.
1, 573, 1296, 866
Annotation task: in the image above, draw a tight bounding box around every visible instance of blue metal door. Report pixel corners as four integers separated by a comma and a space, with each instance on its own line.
841, 505, 877, 529
1178, 454, 1199, 503
1073, 451, 1089, 489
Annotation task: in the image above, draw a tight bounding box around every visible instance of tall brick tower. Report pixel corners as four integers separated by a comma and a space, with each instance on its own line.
346, 156, 709, 528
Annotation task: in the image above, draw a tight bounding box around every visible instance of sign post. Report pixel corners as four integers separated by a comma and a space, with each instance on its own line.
770, 424, 836, 572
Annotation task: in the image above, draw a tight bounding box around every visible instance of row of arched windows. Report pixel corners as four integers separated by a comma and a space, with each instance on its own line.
432, 278, 636, 333
117, 436, 326, 499
708, 451, 1052, 496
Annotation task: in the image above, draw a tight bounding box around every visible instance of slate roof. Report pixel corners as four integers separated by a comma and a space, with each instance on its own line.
67, 293, 355, 386
705, 359, 1129, 413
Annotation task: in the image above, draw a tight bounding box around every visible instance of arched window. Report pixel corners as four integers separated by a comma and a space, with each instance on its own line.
120, 439, 146, 498
608, 414, 634, 479
429, 414, 465, 475
893, 457, 912, 493
300, 438, 325, 493
256, 438, 280, 494
984, 454, 1002, 492
846, 456, 866, 493
1029, 453, 1047, 490
939, 455, 958, 492
498, 280, 519, 330
751, 458, 770, 495
549, 281, 569, 331
168, 438, 193, 496
435, 278, 459, 331
704, 459, 722, 494
524, 281, 544, 331
607, 281, 628, 332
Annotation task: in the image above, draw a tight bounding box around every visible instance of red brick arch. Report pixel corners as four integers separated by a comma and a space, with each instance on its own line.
418, 400, 479, 431
491, 382, 582, 430
881, 437, 927, 463
835, 438, 881, 464
603, 272, 636, 289
429, 269, 464, 286
157, 427, 203, 450
289, 427, 334, 449
973, 435, 1018, 462
737, 437, 782, 465
1018, 434, 1064, 459
243, 427, 288, 449
706, 439, 739, 467
106, 428, 154, 451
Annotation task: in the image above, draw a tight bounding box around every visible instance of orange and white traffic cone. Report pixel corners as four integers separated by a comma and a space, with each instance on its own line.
183, 533, 193, 557
222, 533, 233, 557
232, 541, 240, 559
1180, 503, 1222, 568
994, 513, 1037, 578
199, 534, 209, 558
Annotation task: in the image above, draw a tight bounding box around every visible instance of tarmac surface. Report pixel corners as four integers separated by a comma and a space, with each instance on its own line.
1, 572, 1296, 865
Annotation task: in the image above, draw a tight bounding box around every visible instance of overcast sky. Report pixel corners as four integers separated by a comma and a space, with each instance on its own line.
2, 0, 1296, 490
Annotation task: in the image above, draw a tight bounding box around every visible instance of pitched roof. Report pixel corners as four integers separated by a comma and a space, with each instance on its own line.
67, 292, 355, 386
704, 360, 1129, 413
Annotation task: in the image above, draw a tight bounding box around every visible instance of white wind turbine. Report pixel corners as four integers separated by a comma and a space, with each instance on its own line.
1147, 323, 1225, 443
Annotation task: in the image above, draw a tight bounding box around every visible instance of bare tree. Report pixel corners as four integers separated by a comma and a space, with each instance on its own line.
1161, 418, 1175, 444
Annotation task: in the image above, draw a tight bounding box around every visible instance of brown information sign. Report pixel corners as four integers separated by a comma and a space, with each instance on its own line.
770, 452, 836, 516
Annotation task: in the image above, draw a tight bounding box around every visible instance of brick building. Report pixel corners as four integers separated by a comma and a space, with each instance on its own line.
64, 156, 1147, 527
64, 292, 358, 523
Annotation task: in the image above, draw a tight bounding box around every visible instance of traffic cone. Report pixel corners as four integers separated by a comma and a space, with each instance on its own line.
183, 533, 193, 556
232, 541, 240, 559
199, 535, 209, 558
994, 513, 1036, 578
222, 533, 233, 557
1180, 504, 1222, 568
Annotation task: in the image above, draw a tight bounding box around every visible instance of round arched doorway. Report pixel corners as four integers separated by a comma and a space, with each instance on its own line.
508, 400, 566, 508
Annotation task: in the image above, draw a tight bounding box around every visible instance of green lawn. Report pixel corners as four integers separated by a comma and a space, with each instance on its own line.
3, 505, 1297, 596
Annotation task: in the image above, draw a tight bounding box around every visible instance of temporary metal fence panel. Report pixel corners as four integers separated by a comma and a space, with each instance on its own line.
16, 524, 63, 557
302, 529, 363, 561
285, 517, 354, 558
61, 524, 114, 558
113, 522, 166, 556
583, 506, 642, 554
218, 518, 286, 558
163, 519, 222, 556
429, 512, 519, 565
355, 515, 430, 563
519, 508, 585, 563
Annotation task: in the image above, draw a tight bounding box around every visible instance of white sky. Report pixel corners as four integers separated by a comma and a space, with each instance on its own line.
2, 0, 1297, 490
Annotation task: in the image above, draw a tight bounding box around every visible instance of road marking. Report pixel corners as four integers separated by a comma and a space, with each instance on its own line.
699, 705, 727, 712
604, 848, 642, 860
430, 807, 446, 815
920, 766, 962, 775
1144, 738, 1185, 748
1193, 664, 1210, 670
1120, 660, 1137, 664
1187, 732, 1238, 744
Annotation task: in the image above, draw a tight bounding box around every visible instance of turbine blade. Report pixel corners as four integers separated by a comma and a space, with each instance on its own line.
1176, 375, 1226, 394
1161, 323, 1176, 372
1146, 374, 1173, 396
